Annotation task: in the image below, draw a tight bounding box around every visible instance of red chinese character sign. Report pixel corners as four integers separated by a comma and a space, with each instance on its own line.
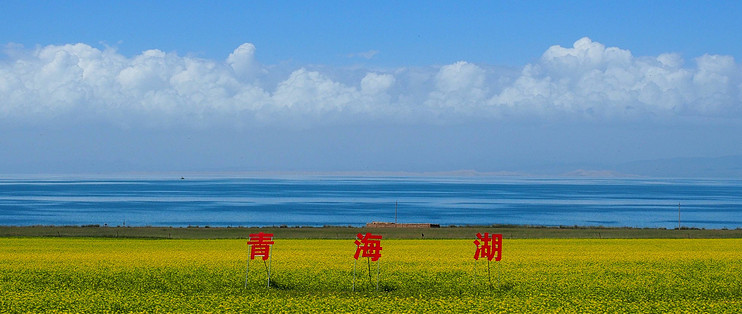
352, 232, 382, 291
474, 232, 502, 261
247, 232, 274, 260
354, 232, 383, 261
473, 232, 502, 287
244, 232, 274, 288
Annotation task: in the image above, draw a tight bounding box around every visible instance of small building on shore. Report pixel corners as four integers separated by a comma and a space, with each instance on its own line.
365, 221, 440, 228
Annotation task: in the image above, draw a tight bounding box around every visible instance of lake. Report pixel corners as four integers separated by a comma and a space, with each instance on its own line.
1, 176, 740, 229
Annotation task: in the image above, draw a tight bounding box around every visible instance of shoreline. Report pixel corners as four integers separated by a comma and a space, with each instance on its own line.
2, 224, 741, 239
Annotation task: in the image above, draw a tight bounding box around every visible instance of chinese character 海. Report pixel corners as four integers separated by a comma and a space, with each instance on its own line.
354, 232, 382, 261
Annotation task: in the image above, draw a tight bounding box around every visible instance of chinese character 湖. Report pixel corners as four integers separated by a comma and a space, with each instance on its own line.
473, 232, 502, 261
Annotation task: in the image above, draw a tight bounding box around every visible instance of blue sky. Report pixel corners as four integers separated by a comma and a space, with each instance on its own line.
4, 1, 741, 66
1, 1, 741, 175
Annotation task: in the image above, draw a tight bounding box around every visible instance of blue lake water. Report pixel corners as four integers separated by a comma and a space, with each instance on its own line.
0, 176, 740, 229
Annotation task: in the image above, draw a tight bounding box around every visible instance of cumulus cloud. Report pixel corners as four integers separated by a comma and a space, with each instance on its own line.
361, 72, 394, 95
1, 38, 740, 128
227, 43, 258, 80
272, 69, 358, 117
490, 38, 741, 118
426, 61, 488, 113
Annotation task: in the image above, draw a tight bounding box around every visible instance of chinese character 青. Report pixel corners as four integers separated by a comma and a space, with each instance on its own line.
247, 232, 274, 260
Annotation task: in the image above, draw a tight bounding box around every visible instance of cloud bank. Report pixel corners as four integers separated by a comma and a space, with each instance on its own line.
1, 37, 740, 128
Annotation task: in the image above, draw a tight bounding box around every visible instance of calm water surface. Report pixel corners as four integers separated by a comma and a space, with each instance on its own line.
1, 176, 740, 229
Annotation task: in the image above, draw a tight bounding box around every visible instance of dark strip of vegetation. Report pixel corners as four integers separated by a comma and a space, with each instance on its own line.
1, 225, 741, 239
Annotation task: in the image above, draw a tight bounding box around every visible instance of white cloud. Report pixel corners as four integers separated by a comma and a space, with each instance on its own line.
361, 72, 394, 95
490, 37, 740, 118
347, 50, 379, 60
421, 61, 491, 121
272, 68, 358, 115
227, 43, 257, 80
434, 61, 486, 94
1, 38, 740, 128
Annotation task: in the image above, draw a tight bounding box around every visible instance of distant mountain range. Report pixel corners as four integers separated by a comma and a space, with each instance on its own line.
558, 155, 742, 178
611, 155, 742, 178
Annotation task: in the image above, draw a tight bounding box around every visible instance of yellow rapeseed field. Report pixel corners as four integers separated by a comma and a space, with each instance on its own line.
1, 237, 741, 312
